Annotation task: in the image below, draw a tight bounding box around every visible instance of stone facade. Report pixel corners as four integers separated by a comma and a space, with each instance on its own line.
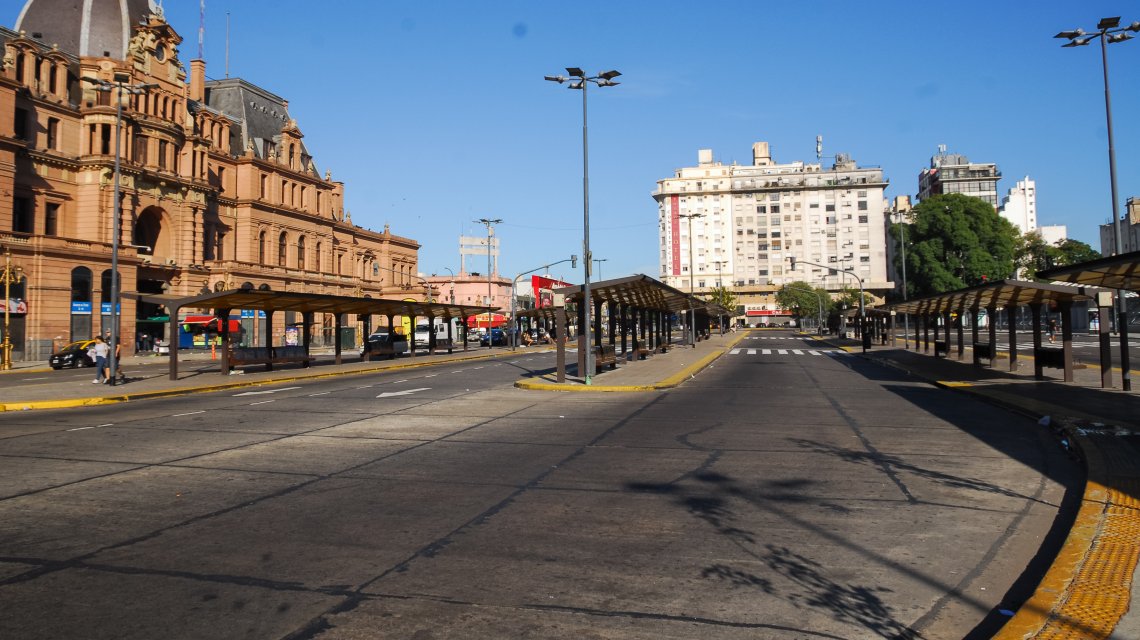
1, 6, 419, 360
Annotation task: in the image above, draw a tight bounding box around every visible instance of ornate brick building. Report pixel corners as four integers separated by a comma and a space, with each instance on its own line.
1, 0, 420, 360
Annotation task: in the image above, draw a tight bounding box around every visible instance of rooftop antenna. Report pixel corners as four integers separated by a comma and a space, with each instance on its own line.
197, 0, 204, 59
225, 12, 231, 77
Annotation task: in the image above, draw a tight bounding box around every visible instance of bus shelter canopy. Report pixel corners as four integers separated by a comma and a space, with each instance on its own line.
884, 279, 1108, 315
1038, 250, 1140, 292
552, 274, 731, 316
127, 289, 493, 321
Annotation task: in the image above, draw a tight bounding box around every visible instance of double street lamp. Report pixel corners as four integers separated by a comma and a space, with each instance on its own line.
475, 218, 502, 348
679, 212, 705, 347
545, 67, 621, 383
1056, 16, 1137, 390
791, 257, 867, 353
83, 74, 157, 386
1, 247, 26, 370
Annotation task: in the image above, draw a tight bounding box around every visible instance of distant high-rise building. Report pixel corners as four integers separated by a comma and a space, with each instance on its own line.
653, 142, 892, 302
917, 146, 1001, 208
1100, 196, 1140, 254
999, 177, 1038, 234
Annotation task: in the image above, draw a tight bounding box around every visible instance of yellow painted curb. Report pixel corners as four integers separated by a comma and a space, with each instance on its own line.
0, 366, 53, 376
514, 334, 748, 393
0, 350, 506, 412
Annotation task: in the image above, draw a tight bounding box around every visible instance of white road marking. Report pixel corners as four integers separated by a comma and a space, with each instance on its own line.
172, 411, 205, 417
778, 349, 788, 355
451, 370, 464, 374
232, 386, 302, 397
762, 349, 772, 355
393, 379, 408, 384
424, 374, 438, 378
22, 377, 49, 381
730, 348, 741, 355
792, 350, 803, 355
308, 392, 331, 396
67, 426, 95, 431
356, 385, 373, 389
250, 400, 275, 405
377, 387, 431, 398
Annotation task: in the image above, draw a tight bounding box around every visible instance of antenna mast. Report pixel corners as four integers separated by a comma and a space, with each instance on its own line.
225, 12, 231, 78
197, 0, 205, 59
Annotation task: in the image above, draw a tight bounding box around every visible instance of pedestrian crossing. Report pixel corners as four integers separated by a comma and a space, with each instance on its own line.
729, 348, 851, 357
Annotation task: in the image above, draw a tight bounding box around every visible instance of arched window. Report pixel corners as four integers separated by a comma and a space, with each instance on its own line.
278, 231, 288, 267
258, 230, 267, 264
297, 236, 306, 271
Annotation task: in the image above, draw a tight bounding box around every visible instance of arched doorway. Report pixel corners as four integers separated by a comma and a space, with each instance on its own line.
133, 206, 172, 260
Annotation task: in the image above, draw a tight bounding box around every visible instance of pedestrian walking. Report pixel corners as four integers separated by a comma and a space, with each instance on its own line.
103, 338, 126, 384
1047, 317, 1058, 344
90, 336, 109, 383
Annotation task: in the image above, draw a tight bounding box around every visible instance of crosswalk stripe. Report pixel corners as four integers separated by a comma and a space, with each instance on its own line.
762, 349, 772, 355
778, 349, 788, 355
792, 349, 803, 355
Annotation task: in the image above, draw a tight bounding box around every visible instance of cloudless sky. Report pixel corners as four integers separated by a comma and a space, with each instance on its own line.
153, 0, 1139, 283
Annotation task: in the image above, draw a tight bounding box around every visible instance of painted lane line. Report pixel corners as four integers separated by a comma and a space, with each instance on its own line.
250, 400, 275, 405
356, 385, 373, 389
472, 366, 484, 370
451, 370, 464, 374
232, 386, 302, 397
377, 387, 431, 398
22, 377, 49, 381
67, 426, 95, 431
393, 379, 408, 384
308, 391, 331, 396
172, 411, 206, 417
424, 374, 438, 378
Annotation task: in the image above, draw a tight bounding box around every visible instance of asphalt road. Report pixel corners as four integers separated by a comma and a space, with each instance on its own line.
0, 332, 1080, 639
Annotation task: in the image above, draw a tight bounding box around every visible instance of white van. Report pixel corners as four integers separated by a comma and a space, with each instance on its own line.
414, 322, 452, 348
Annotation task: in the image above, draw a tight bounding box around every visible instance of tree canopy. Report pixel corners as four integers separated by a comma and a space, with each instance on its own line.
1015, 233, 1102, 280
704, 285, 738, 312
776, 282, 832, 321
894, 193, 1018, 297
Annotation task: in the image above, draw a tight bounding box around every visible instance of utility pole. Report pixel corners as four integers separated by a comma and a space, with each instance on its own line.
475, 218, 502, 348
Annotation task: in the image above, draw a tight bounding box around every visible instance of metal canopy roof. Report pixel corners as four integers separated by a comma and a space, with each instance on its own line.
1037, 250, 1140, 291
126, 289, 492, 320
885, 279, 1108, 315
553, 274, 730, 316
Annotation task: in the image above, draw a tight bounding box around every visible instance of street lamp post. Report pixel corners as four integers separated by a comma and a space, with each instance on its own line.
83, 74, 156, 386
476, 218, 502, 348
1, 247, 25, 370
545, 67, 621, 383
509, 255, 577, 350
679, 212, 705, 347
443, 267, 455, 304
895, 211, 911, 349
1056, 16, 1138, 391
592, 258, 607, 282
793, 258, 867, 352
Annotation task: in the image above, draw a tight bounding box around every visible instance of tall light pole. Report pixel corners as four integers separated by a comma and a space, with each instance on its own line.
443, 267, 455, 304
592, 258, 607, 282
1057, 16, 1137, 390
679, 212, 705, 346
0, 247, 25, 370
476, 218, 501, 348
83, 74, 156, 386
894, 211, 911, 349
545, 68, 620, 383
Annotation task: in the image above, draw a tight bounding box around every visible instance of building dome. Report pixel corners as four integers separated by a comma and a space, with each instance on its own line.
14, 0, 158, 58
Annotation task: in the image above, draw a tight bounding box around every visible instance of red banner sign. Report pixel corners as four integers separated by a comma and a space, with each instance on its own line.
532, 275, 572, 308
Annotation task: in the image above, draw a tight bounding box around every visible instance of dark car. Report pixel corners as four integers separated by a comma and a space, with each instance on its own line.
49, 339, 98, 370
360, 331, 408, 360
479, 328, 506, 346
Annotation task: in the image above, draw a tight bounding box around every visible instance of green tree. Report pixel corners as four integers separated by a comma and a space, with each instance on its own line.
1015, 231, 1058, 280
1054, 238, 1101, 267
903, 193, 1018, 296
776, 282, 831, 324
704, 285, 738, 311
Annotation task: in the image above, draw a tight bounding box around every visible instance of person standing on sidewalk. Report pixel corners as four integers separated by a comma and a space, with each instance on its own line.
103, 337, 125, 384
1048, 317, 1058, 344
91, 336, 109, 383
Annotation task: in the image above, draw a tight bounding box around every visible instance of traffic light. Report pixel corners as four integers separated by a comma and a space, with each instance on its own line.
571, 254, 577, 268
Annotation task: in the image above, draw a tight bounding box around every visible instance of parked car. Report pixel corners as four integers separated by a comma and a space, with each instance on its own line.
360, 331, 409, 359
479, 328, 507, 346
49, 339, 98, 370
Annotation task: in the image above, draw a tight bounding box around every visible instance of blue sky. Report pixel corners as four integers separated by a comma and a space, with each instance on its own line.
156, 1, 1138, 282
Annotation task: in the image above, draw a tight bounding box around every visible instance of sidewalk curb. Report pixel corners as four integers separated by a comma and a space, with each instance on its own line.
867, 352, 1140, 640
514, 333, 748, 393
0, 350, 506, 412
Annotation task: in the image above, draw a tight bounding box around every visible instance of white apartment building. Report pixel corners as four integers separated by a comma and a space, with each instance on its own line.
999, 177, 1038, 234
998, 176, 1070, 245
655, 142, 892, 299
